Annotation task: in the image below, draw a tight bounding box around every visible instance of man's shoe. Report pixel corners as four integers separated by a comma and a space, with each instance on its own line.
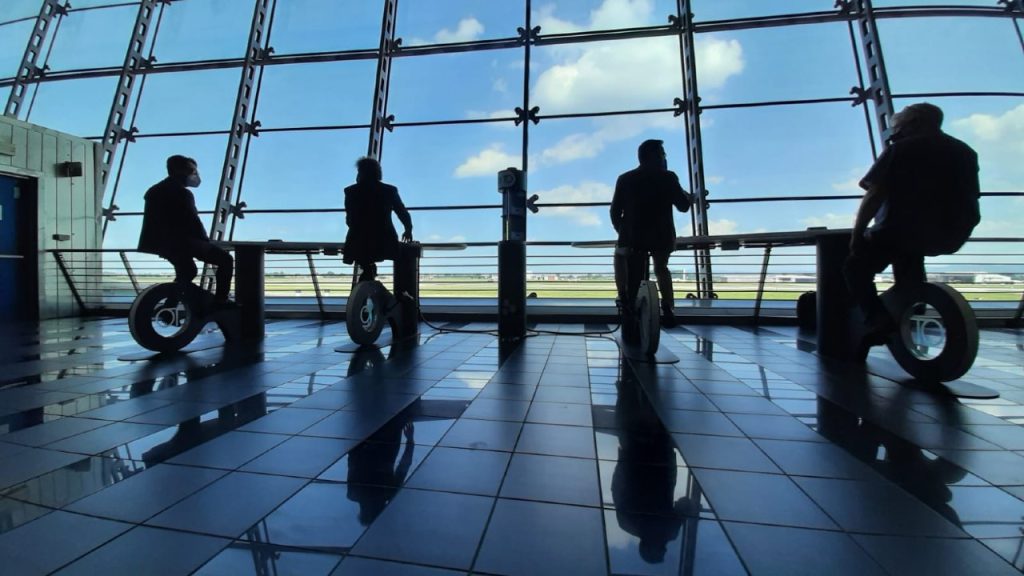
862, 312, 896, 345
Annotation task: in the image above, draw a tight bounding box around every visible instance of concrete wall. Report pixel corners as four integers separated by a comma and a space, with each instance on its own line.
0, 115, 103, 319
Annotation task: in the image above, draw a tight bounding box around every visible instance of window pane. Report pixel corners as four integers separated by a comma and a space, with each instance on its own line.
880, 17, 1024, 94
694, 0, 833, 21
232, 212, 344, 243
152, 0, 255, 62
1, 2, 46, 22
389, 49, 522, 122
398, 0, 523, 45
238, 129, 369, 210
46, 5, 137, 71
102, 214, 142, 250
111, 134, 227, 213
256, 60, 377, 128
700, 103, 873, 233
270, 0, 382, 53
0, 20, 34, 78
528, 113, 687, 242
382, 123, 521, 242
27, 76, 117, 137
695, 24, 856, 104
917, 96, 1024, 193
532, 0, 676, 33
531, 36, 681, 115
134, 69, 239, 134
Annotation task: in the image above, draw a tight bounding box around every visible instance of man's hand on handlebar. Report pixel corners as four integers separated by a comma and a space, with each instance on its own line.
402, 228, 414, 243
849, 230, 867, 255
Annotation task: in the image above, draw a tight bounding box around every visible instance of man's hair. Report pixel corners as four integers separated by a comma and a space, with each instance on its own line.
356, 156, 382, 182
900, 102, 944, 130
637, 139, 665, 165
166, 155, 196, 175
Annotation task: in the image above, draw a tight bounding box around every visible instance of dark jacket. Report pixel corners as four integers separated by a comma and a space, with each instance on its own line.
343, 181, 411, 264
610, 166, 691, 253
861, 132, 980, 256
137, 178, 208, 255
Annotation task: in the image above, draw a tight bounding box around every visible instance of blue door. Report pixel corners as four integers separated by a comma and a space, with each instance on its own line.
0, 175, 24, 321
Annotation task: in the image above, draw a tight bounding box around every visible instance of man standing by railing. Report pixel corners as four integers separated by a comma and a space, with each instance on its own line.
845, 103, 981, 338
137, 155, 234, 305
611, 139, 692, 328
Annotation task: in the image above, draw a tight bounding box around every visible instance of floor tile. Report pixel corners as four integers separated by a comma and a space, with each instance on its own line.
672, 434, 780, 473
55, 526, 229, 576
726, 413, 826, 442
302, 410, 393, 441
597, 460, 694, 516
500, 453, 600, 507
475, 498, 606, 576
854, 534, 1022, 576
352, 489, 492, 570
533, 386, 591, 404
168, 431, 289, 470
259, 481, 376, 550
525, 402, 593, 427
196, 543, 341, 575
125, 402, 223, 426
723, 521, 886, 576
515, 423, 596, 459
65, 464, 227, 523
708, 394, 789, 415
754, 438, 878, 479
961, 424, 1024, 451
406, 447, 510, 496
692, 469, 837, 530
331, 556, 464, 575
660, 410, 744, 437
932, 449, 1024, 486
0, 448, 85, 491
0, 511, 131, 576
45, 422, 168, 455
241, 436, 356, 478
944, 485, 1024, 538
1, 417, 111, 447
794, 476, 965, 537
238, 407, 334, 434
439, 419, 522, 452
146, 471, 306, 538
462, 398, 530, 422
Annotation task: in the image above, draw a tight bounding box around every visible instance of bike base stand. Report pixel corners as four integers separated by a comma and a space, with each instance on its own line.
117, 335, 224, 361
618, 335, 680, 364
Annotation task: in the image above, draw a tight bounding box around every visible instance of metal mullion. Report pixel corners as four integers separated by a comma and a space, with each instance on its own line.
4, 0, 65, 119
368, 0, 398, 160
850, 0, 897, 146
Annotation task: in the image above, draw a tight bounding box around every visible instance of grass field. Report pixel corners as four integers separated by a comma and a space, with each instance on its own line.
101, 275, 1024, 302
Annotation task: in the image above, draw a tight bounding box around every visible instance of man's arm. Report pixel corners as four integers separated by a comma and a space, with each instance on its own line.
610, 176, 625, 233
185, 190, 209, 241
851, 147, 894, 252
392, 188, 413, 241
669, 172, 691, 213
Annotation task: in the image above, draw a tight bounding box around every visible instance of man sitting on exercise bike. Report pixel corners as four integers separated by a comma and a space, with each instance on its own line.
138, 155, 234, 307
845, 102, 980, 339
611, 139, 692, 328
343, 157, 414, 281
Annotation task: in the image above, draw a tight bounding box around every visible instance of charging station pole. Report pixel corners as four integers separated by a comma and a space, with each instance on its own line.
497, 168, 535, 341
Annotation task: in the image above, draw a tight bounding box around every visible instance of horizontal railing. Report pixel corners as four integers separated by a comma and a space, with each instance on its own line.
49, 236, 1024, 322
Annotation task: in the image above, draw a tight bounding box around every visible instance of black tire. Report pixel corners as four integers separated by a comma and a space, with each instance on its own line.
797, 291, 817, 330
636, 280, 661, 356
884, 282, 978, 382
129, 283, 206, 353
347, 281, 389, 346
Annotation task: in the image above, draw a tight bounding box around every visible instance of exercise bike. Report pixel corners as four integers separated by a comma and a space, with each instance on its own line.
615, 247, 662, 358
345, 243, 421, 347
128, 281, 240, 353
858, 281, 979, 382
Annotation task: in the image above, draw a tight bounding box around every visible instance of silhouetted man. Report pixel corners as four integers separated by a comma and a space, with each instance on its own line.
343, 157, 413, 282
845, 103, 980, 336
138, 155, 234, 304
611, 139, 692, 327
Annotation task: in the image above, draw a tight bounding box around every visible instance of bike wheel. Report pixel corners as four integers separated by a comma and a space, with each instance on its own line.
129, 283, 206, 352
347, 281, 389, 346
635, 280, 661, 356
884, 282, 978, 382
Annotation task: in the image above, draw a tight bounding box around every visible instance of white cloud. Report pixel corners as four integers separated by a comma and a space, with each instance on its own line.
534, 181, 614, 227
831, 178, 861, 193
801, 213, 855, 229
538, 114, 680, 166
454, 144, 521, 178
434, 17, 485, 43
707, 219, 738, 235
706, 175, 725, 185
493, 77, 508, 93
950, 103, 1024, 190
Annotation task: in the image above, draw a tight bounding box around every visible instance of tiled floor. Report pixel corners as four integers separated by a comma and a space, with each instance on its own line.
0, 317, 1023, 575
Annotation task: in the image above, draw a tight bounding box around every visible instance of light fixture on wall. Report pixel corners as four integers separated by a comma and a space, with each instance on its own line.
59, 161, 83, 178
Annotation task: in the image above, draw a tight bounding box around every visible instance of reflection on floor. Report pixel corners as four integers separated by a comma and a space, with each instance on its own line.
0, 318, 1022, 575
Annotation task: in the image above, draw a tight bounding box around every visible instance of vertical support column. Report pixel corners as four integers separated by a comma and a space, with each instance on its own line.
306, 252, 325, 317
98, 0, 160, 234
234, 245, 265, 341
392, 242, 421, 339
4, 0, 66, 120
209, 0, 273, 242
676, 1, 714, 298
849, 0, 897, 146
753, 244, 772, 324
120, 250, 141, 295
816, 234, 852, 357
498, 168, 528, 342
367, 0, 399, 160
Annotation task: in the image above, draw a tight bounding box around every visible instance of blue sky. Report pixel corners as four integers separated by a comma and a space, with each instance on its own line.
1, 0, 1022, 266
